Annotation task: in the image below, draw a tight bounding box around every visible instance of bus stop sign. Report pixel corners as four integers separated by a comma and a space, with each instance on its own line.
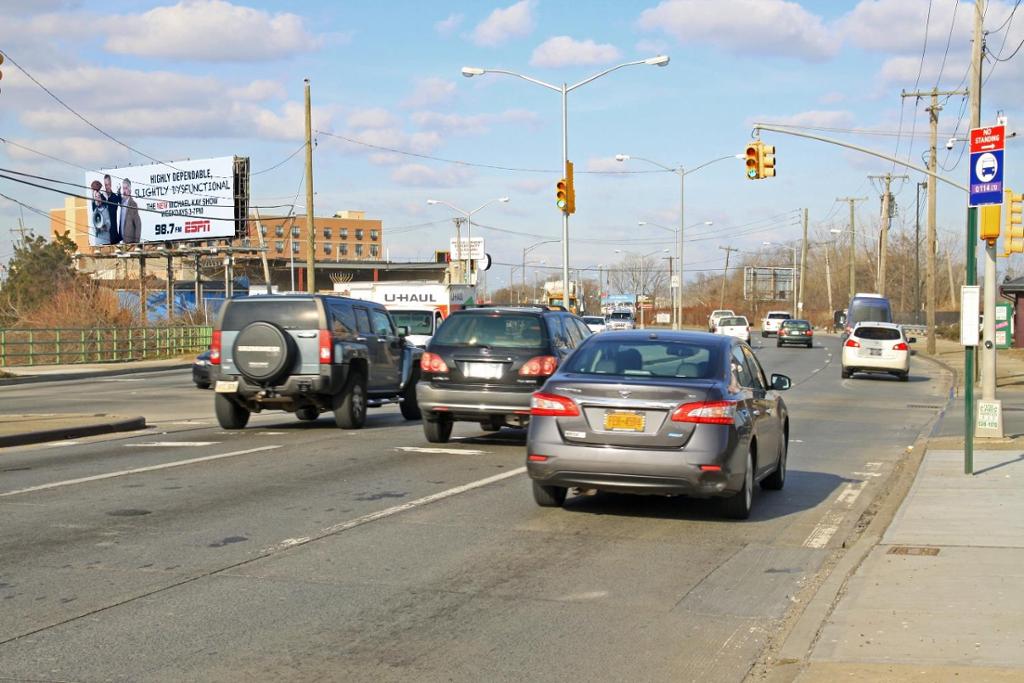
970, 125, 1005, 207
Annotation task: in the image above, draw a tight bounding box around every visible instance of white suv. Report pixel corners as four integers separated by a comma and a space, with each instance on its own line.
760, 311, 792, 337
841, 322, 911, 381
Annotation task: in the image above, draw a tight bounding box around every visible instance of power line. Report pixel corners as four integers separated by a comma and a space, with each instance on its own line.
935, 0, 961, 88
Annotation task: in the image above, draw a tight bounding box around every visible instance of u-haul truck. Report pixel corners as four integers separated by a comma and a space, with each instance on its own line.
333, 281, 476, 347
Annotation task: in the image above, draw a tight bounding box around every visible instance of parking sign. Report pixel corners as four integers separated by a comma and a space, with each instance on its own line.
969, 125, 1005, 206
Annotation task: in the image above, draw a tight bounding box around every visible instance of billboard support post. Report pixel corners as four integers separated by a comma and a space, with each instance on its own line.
166, 254, 173, 319
139, 252, 147, 324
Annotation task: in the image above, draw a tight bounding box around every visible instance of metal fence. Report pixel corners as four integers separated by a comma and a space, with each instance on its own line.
0, 327, 212, 367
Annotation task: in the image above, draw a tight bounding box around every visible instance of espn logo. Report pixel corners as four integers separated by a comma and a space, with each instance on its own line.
184, 220, 211, 234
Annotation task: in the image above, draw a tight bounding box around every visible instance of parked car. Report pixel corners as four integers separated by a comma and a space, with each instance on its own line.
708, 309, 735, 332
841, 322, 912, 381
606, 310, 635, 331
526, 330, 791, 519
210, 294, 423, 429
417, 307, 591, 442
777, 319, 814, 348
760, 310, 792, 337
582, 315, 608, 333
714, 315, 750, 344
192, 349, 213, 389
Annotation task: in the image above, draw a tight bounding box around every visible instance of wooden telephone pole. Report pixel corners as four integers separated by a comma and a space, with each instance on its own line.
836, 196, 869, 301
867, 173, 908, 296
718, 245, 740, 309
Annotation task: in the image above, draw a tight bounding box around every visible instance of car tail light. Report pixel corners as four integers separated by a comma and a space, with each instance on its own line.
527, 454, 549, 462
210, 330, 222, 365
671, 400, 736, 425
530, 392, 579, 417
893, 342, 908, 351
420, 352, 449, 373
520, 355, 558, 377
845, 338, 861, 348
318, 329, 333, 364
699, 464, 722, 472
806, 330, 813, 336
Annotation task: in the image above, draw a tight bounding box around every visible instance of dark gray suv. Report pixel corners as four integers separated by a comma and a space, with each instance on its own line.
211, 294, 423, 430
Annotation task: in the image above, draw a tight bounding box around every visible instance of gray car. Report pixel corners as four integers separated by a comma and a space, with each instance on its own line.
525, 330, 791, 519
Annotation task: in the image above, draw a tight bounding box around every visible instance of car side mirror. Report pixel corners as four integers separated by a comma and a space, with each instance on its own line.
398, 326, 409, 337
770, 373, 792, 391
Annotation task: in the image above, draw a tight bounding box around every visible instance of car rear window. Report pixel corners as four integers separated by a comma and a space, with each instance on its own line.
583, 316, 605, 325
768, 313, 791, 320
563, 339, 720, 379
221, 300, 319, 330
783, 320, 810, 330
391, 311, 434, 335
432, 313, 547, 348
719, 317, 747, 326
855, 326, 901, 340
609, 312, 633, 321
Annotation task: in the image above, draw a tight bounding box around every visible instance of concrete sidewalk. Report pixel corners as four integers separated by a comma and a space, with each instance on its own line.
0, 413, 147, 448
0, 357, 192, 385
793, 447, 1024, 682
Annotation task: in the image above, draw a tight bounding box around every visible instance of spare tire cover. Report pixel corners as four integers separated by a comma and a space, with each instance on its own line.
232, 322, 294, 383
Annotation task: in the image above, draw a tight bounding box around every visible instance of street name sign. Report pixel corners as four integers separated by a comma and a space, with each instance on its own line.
969, 125, 1005, 207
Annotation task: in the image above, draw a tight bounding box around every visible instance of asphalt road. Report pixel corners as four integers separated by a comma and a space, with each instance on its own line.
0, 336, 952, 682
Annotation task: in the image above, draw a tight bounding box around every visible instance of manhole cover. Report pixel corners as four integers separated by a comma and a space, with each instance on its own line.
888, 546, 940, 556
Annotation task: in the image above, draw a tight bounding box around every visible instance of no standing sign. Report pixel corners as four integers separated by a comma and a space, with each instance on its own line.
969, 125, 1005, 206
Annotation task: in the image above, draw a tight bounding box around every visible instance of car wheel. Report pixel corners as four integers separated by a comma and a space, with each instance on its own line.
722, 447, 754, 520
761, 331, 768, 338
423, 416, 453, 443
214, 393, 250, 430
776, 341, 782, 347
841, 368, 851, 379
399, 370, 422, 420
296, 406, 319, 421
761, 433, 786, 491
480, 419, 502, 432
899, 372, 910, 382
532, 481, 567, 507
196, 381, 211, 390
333, 371, 367, 429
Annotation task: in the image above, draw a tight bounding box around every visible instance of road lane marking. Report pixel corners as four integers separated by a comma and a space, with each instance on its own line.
128, 441, 218, 448
836, 481, 867, 505
394, 446, 489, 455
261, 466, 526, 553
802, 510, 845, 549
0, 446, 280, 498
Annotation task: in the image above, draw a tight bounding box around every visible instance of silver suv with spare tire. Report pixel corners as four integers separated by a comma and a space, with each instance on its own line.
210, 294, 423, 429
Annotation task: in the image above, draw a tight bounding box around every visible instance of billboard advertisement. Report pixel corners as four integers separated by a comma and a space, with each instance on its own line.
85, 156, 239, 246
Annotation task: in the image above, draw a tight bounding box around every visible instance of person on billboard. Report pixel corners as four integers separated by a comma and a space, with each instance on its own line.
120, 179, 142, 244
102, 174, 122, 244
89, 180, 111, 245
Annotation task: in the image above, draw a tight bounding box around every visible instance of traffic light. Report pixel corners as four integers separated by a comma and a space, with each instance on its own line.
1005, 189, 1024, 255
979, 204, 1001, 242
556, 177, 569, 210
759, 144, 776, 178
565, 160, 575, 214
744, 142, 760, 180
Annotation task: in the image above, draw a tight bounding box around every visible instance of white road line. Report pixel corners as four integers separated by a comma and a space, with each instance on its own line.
853, 471, 883, 478
0, 445, 280, 498
836, 481, 867, 505
261, 466, 526, 553
128, 441, 218, 448
802, 511, 845, 549
394, 446, 489, 455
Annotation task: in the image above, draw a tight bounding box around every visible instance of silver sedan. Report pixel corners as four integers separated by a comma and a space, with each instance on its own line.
525, 331, 791, 519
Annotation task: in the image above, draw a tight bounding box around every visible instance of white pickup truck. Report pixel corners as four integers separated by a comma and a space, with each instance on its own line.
708, 309, 735, 332
761, 310, 792, 337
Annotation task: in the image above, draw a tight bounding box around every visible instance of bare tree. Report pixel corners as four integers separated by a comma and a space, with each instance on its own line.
608, 253, 668, 301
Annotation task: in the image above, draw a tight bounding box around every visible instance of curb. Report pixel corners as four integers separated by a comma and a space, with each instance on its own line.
0, 416, 148, 449
0, 362, 192, 386
750, 352, 956, 683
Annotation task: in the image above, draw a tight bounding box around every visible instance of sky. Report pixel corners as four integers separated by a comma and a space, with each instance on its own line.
1, 0, 1023, 290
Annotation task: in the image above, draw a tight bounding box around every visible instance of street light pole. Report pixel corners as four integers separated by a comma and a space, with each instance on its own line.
462, 56, 670, 314
427, 197, 510, 285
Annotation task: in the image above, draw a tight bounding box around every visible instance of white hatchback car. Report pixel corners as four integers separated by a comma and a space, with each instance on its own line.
841, 322, 911, 381
714, 315, 751, 344
582, 315, 607, 333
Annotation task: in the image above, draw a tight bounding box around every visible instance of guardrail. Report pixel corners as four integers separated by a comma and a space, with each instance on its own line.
0, 327, 212, 367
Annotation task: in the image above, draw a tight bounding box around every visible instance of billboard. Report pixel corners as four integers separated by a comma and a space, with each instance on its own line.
743, 266, 794, 301
449, 236, 485, 261
85, 156, 245, 246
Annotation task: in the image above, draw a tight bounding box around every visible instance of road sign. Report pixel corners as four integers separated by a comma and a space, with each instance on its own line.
670, 275, 680, 289
969, 125, 1005, 206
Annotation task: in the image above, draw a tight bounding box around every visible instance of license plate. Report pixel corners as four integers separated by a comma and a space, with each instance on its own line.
464, 362, 504, 379
215, 380, 239, 393
604, 411, 645, 432
868, 348, 882, 357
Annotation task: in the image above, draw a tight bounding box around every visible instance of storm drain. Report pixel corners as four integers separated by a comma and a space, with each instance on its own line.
888, 546, 940, 556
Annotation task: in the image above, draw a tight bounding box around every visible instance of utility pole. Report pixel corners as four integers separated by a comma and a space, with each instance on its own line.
915, 181, 926, 325
837, 196, 868, 300
824, 242, 834, 315
798, 208, 809, 314
303, 78, 316, 293
867, 173, 908, 296
453, 217, 467, 284
902, 87, 966, 353
718, 246, 739, 309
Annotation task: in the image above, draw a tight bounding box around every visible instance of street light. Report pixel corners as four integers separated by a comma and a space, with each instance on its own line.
616, 153, 744, 330
615, 247, 669, 328
426, 197, 509, 284
462, 55, 670, 313
520, 238, 560, 304
763, 241, 800, 313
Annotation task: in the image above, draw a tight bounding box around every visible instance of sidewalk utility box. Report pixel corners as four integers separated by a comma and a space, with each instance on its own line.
995, 301, 1014, 349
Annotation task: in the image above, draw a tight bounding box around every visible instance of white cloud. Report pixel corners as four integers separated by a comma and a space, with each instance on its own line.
471, 0, 536, 47
435, 13, 463, 37
410, 109, 539, 136
530, 36, 622, 68
228, 80, 287, 101
838, 0, 971, 54
636, 0, 838, 62
402, 77, 458, 109
4, 136, 112, 166
105, 0, 320, 61
347, 108, 401, 129
878, 54, 969, 85
754, 109, 856, 128
390, 163, 474, 187
511, 178, 549, 194
634, 38, 669, 55
586, 156, 627, 173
